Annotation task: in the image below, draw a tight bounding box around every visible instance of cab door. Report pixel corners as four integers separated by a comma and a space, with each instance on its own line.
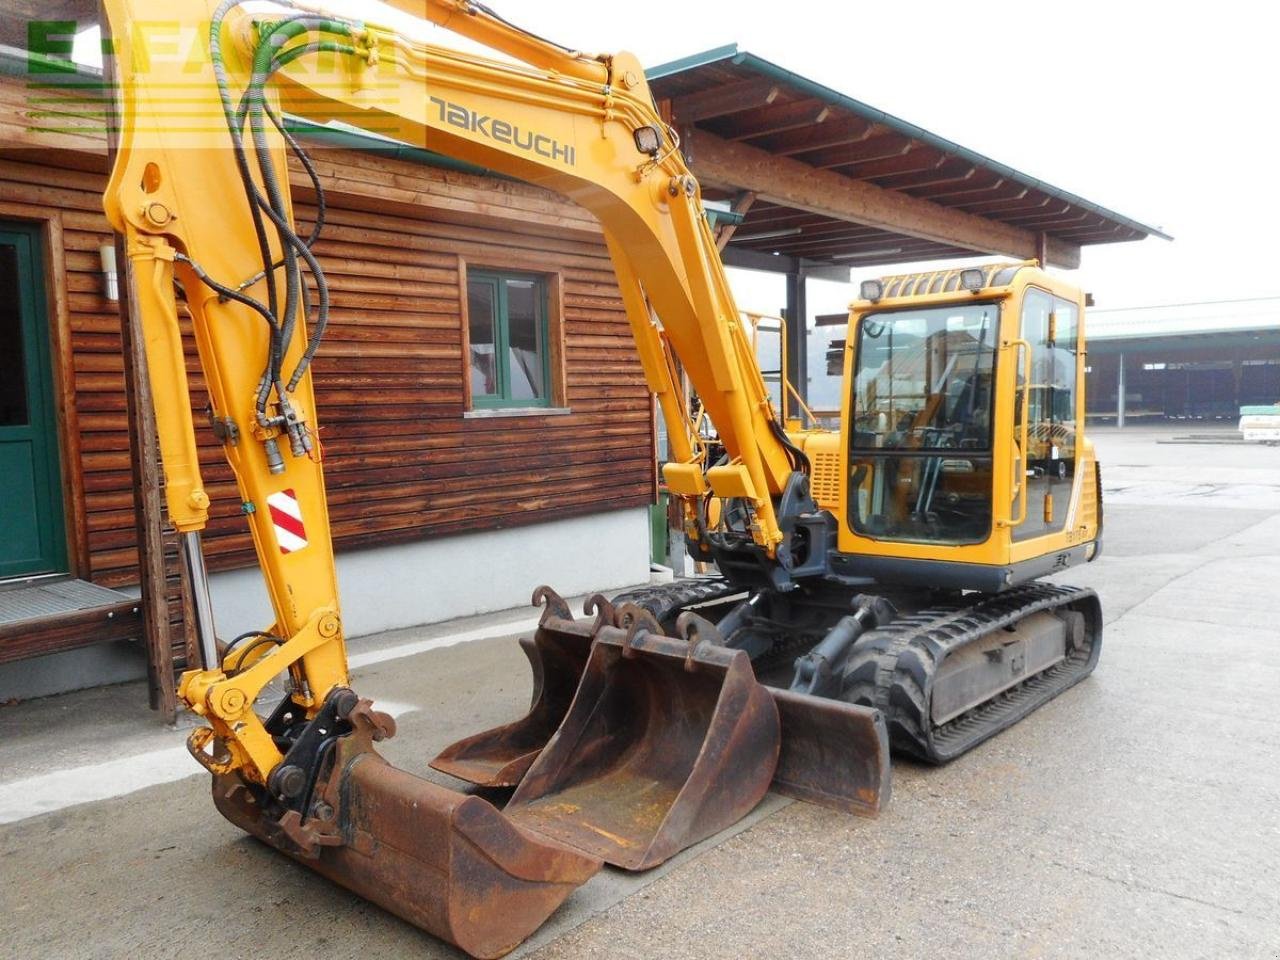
1013, 288, 1079, 541
0, 224, 67, 578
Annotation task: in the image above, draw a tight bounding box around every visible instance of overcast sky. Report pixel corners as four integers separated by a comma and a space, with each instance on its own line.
404, 0, 1279, 314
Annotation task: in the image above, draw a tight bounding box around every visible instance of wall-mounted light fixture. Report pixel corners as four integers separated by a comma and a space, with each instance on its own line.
99, 242, 119, 302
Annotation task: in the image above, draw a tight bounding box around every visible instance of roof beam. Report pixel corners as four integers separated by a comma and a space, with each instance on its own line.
764, 118, 876, 156
845, 145, 949, 181
726, 101, 834, 142
799, 132, 913, 169
911, 169, 1007, 200
872, 157, 977, 191
685, 128, 1081, 269
670, 78, 782, 123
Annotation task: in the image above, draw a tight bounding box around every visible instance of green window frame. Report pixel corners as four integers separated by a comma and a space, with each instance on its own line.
466, 270, 552, 409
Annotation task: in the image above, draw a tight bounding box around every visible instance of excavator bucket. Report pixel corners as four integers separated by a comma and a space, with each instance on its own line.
501, 611, 780, 871
431, 587, 597, 787
211, 700, 600, 960
768, 688, 891, 816
436, 586, 891, 840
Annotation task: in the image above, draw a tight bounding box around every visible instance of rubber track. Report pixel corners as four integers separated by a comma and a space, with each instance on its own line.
610, 577, 743, 632
841, 582, 1102, 764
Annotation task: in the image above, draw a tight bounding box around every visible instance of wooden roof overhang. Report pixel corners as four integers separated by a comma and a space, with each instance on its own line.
649, 46, 1168, 272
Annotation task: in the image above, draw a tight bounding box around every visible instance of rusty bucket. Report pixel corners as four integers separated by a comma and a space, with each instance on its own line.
213, 700, 600, 960
502, 612, 780, 871
430, 587, 597, 787
767, 687, 891, 816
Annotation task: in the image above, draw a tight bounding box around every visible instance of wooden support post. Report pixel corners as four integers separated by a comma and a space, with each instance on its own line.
715, 190, 756, 250
104, 10, 182, 722
115, 239, 180, 721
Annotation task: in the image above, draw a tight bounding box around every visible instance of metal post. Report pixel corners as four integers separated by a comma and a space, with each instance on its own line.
1117, 353, 1126, 429
181, 531, 220, 669
784, 269, 808, 409
666, 497, 690, 576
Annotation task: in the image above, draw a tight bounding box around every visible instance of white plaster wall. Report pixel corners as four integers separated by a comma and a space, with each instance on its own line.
0, 507, 649, 701
206, 506, 651, 640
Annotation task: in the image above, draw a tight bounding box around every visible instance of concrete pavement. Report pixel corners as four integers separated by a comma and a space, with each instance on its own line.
2, 424, 1278, 959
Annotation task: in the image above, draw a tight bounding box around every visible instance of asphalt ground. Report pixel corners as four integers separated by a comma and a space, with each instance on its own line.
2, 424, 1278, 959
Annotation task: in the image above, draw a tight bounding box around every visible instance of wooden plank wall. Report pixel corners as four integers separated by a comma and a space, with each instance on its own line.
0, 73, 655, 598
190, 150, 658, 572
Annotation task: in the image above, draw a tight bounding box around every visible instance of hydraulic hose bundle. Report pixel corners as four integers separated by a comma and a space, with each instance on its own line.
191, 1, 365, 469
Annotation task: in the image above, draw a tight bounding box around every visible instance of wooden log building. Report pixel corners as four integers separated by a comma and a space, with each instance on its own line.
0, 45, 656, 715
0, 26, 1164, 717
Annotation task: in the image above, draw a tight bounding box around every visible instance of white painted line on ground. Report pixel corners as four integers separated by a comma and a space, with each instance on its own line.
1, 610, 546, 826
347, 614, 542, 670
0, 701, 420, 826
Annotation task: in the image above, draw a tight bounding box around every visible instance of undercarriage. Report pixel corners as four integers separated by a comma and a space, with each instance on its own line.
610, 576, 1103, 764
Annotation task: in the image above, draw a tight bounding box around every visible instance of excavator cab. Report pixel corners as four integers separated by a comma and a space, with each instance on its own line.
835, 263, 1100, 592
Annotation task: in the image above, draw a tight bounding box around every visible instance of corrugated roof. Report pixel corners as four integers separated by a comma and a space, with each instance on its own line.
1088, 297, 1280, 340
649, 45, 1169, 267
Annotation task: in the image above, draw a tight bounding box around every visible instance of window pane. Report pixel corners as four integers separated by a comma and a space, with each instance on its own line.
1052, 299, 1079, 464
1014, 289, 1068, 541
467, 278, 499, 397
853, 302, 998, 451
0, 245, 30, 427
850, 453, 994, 545
504, 278, 545, 401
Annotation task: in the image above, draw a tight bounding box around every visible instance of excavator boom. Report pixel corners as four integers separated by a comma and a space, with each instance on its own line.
100, 1, 890, 955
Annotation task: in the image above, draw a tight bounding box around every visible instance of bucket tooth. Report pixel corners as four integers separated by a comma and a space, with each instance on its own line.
430, 587, 602, 787
214, 699, 600, 960
503, 616, 780, 871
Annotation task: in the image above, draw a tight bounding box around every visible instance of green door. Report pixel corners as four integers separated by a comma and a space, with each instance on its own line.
0, 224, 67, 578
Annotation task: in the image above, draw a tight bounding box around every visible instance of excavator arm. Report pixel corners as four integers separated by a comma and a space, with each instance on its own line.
99, 4, 890, 954
103, 0, 809, 779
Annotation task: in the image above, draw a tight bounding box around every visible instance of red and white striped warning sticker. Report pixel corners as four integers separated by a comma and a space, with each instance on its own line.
266, 489, 308, 555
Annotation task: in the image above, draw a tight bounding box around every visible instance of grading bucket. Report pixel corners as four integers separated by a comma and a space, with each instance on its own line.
212, 699, 600, 960
767, 687, 890, 816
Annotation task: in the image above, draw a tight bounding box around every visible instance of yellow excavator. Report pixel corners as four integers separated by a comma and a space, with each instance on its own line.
100, 1, 1104, 956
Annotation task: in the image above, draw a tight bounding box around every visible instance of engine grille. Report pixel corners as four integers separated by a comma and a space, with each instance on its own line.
810, 450, 841, 510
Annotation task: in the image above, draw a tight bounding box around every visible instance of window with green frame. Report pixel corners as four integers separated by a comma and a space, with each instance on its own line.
466, 271, 552, 409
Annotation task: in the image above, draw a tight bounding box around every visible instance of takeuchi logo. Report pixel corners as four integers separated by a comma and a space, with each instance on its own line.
428, 96, 576, 167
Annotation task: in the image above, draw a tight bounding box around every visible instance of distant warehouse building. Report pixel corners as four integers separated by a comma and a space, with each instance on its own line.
1085, 297, 1280, 423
